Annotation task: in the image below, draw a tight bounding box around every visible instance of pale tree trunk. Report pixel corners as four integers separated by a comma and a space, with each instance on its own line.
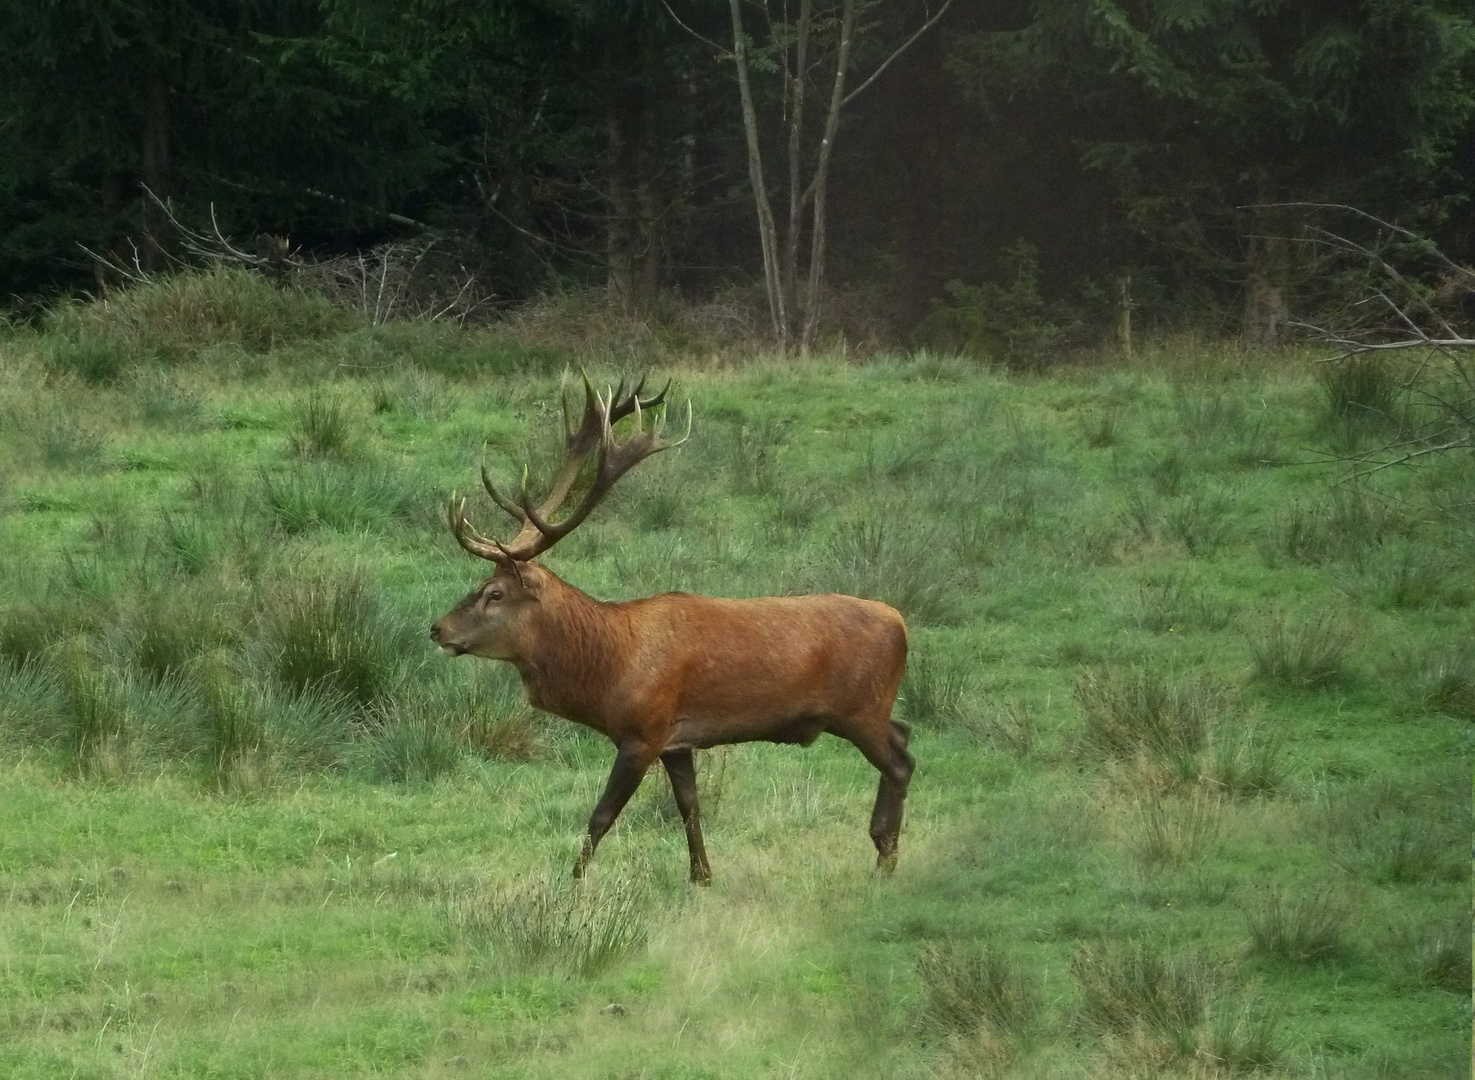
1243, 203, 1289, 346
728, 0, 787, 350
782, 0, 813, 343
798, 0, 856, 353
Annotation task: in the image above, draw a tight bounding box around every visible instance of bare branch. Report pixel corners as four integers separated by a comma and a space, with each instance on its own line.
840, 0, 954, 108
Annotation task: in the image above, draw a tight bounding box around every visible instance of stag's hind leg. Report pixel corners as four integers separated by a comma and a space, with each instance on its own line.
843, 718, 914, 872
661, 748, 712, 886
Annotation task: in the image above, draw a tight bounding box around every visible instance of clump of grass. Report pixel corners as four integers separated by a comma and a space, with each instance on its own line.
118, 583, 241, 682
1163, 486, 1237, 556
1244, 889, 1349, 965
259, 576, 409, 707
131, 368, 203, 426
260, 462, 418, 534
1262, 486, 1396, 568
901, 648, 974, 728
981, 697, 1036, 756
450, 871, 648, 976
1127, 572, 1233, 632
1205, 725, 1286, 796
918, 940, 1039, 1036
1145, 449, 1188, 497
1320, 356, 1401, 429
59, 663, 134, 780
1402, 921, 1471, 992
1079, 407, 1119, 448
41, 332, 130, 385
1076, 669, 1232, 775
288, 393, 354, 458
0, 600, 85, 667
1246, 613, 1353, 690
1073, 943, 1214, 1056
0, 657, 68, 744
1202, 998, 1283, 1074
366, 713, 463, 784
1353, 545, 1446, 609
26, 408, 107, 470
1406, 646, 1475, 718
728, 416, 791, 495
821, 519, 960, 626
1129, 792, 1223, 867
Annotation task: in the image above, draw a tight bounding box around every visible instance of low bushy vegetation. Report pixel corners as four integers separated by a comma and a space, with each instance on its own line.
0, 278, 1465, 1077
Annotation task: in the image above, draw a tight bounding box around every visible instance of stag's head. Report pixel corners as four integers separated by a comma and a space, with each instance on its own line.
430, 375, 689, 660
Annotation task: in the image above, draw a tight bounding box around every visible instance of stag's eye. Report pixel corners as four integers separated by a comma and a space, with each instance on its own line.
487, 588, 504, 602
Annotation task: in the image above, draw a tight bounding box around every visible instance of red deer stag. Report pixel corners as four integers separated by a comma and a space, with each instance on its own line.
430, 378, 912, 883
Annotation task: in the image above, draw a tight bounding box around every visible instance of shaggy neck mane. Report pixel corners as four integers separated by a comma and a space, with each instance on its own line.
513, 570, 628, 722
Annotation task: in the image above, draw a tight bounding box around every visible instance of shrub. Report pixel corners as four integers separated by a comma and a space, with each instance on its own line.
1407, 646, 1475, 718
260, 462, 419, 534
913, 241, 1072, 369
1163, 486, 1237, 556
820, 519, 960, 626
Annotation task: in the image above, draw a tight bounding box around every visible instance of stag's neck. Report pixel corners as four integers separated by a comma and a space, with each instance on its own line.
512, 573, 629, 728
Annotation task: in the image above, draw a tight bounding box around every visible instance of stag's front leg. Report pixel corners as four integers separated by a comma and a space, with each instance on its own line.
573, 742, 658, 878
661, 748, 712, 885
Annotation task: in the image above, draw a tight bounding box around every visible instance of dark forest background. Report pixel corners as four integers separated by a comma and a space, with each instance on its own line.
3, 0, 1473, 347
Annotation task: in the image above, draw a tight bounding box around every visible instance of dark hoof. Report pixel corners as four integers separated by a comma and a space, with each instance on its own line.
692, 872, 713, 887
876, 850, 898, 874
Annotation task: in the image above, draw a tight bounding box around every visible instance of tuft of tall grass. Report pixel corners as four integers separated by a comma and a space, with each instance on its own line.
23, 407, 107, 470
131, 368, 203, 426
981, 697, 1036, 756
1129, 792, 1223, 867
1163, 486, 1237, 556
1073, 943, 1214, 1056
1319, 356, 1401, 429
288, 393, 355, 458
0, 600, 85, 667
449, 871, 648, 975
1244, 890, 1350, 965
259, 576, 410, 706
365, 712, 463, 784
1076, 669, 1231, 775
1402, 921, 1472, 993
1246, 613, 1353, 690
260, 462, 419, 534
0, 657, 68, 744
727, 416, 791, 495
820, 519, 961, 626
918, 940, 1039, 1036
1202, 998, 1283, 1074
1127, 572, 1233, 632
1406, 646, 1475, 718
901, 648, 974, 728
1205, 724, 1286, 796
41, 332, 130, 384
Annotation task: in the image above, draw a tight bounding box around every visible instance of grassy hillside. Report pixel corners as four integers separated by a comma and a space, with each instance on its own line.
0, 280, 1469, 1078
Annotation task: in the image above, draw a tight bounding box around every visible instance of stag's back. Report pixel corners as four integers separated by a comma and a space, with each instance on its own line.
607, 593, 906, 745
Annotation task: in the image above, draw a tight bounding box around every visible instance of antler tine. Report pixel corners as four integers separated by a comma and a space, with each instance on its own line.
447, 494, 512, 564
479, 444, 527, 523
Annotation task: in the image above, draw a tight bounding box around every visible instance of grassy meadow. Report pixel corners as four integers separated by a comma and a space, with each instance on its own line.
0, 271, 1470, 1078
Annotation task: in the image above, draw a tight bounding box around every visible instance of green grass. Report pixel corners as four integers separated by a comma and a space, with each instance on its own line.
0, 289, 1469, 1078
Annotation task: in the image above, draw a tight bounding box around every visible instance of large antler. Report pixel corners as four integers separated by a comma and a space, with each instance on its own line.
448, 374, 690, 564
